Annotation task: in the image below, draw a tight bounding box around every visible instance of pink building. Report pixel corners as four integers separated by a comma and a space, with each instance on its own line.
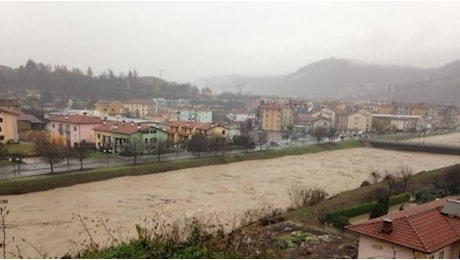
49, 115, 104, 147
346, 197, 460, 259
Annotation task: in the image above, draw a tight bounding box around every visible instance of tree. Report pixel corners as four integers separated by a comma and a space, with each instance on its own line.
257, 131, 267, 150
154, 140, 168, 162
240, 119, 254, 151
327, 128, 337, 143
63, 143, 73, 168
31, 131, 65, 173
396, 165, 413, 192
312, 127, 328, 144
74, 141, 92, 170
87, 67, 93, 78
0, 143, 7, 158
369, 196, 389, 219
210, 135, 225, 156
123, 136, 144, 165
188, 134, 207, 158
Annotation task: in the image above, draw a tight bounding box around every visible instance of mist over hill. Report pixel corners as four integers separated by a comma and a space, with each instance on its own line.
0, 60, 200, 103
1, 58, 459, 105
195, 58, 460, 104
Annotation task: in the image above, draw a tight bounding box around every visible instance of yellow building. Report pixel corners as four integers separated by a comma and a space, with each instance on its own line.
94, 100, 127, 117
167, 121, 228, 143
0, 108, 20, 143
347, 110, 372, 133
260, 104, 282, 131
411, 103, 427, 117
123, 99, 155, 118
260, 103, 295, 131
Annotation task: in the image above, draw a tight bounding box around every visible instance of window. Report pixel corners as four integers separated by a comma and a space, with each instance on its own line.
0, 118, 2, 123
222, 130, 225, 135
74, 126, 77, 131
52, 123, 55, 128
0, 136, 3, 141
0, 127, 2, 132
144, 138, 148, 143
97, 134, 101, 139
439, 251, 444, 258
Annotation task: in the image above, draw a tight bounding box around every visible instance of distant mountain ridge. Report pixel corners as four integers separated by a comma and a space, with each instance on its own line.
196, 58, 460, 104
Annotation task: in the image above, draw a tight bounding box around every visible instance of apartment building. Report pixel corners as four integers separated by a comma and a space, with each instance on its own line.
123, 99, 155, 118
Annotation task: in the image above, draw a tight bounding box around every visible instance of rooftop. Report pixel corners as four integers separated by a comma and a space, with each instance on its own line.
346, 197, 460, 254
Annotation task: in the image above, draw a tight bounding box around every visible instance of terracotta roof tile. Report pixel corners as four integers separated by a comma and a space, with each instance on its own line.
346, 198, 460, 254
50, 115, 103, 124
0, 108, 21, 116
93, 122, 151, 135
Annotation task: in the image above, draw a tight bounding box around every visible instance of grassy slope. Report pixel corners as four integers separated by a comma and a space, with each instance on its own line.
283, 164, 457, 225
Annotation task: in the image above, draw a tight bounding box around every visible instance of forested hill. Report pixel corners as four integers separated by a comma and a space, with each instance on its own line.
197, 58, 460, 105
0, 60, 200, 102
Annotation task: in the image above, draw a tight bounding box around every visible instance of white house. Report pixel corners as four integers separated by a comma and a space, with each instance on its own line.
346, 197, 460, 259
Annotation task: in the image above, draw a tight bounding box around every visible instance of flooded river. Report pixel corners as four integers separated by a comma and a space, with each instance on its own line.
1, 133, 460, 258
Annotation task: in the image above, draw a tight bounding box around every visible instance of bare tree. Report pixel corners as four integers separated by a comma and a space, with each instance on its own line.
369, 171, 382, 184
74, 141, 92, 170
312, 127, 328, 144
123, 136, 144, 165
327, 128, 337, 143
30, 131, 65, 173
154, 140, 168, 162
396, 164, 413, 192
188, 133, 207, 158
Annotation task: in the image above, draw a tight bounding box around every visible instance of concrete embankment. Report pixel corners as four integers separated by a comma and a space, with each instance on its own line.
368, 140, 460, 155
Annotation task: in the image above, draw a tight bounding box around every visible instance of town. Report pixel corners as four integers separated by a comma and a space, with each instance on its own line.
1, 93, 459, 163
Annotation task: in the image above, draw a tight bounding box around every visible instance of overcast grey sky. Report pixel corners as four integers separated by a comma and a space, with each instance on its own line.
1, 1, 460, 83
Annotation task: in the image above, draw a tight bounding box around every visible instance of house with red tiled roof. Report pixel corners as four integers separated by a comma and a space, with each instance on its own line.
346, 197, 460, 259
167, 121, 228, 143
49, 115, 104, 147
93, 121, 168, 154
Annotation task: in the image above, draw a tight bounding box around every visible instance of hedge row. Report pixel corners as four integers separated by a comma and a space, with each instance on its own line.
0, 141, 360, 195
325, 192, 411, 227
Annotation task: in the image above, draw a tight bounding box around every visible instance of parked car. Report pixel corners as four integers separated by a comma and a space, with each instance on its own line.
270, 141, 280, 147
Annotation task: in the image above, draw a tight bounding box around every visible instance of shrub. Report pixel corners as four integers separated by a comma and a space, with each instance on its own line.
360, 181, 371, 187
369, 196, 389, 219
325, 193, 410, 225
288, 186, 329, 209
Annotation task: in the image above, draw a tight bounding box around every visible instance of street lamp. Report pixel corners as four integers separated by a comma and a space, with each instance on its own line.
8, 156, 21, 177
103, 148, 111, 167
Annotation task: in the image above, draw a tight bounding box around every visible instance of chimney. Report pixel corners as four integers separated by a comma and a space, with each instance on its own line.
381, 218, 393, 234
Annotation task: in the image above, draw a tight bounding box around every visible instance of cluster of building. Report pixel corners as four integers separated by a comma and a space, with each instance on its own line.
254, 99, 459, 138
1, 97, 459, 154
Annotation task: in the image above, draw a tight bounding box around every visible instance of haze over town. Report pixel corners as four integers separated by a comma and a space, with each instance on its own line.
2, 1, 460, 84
